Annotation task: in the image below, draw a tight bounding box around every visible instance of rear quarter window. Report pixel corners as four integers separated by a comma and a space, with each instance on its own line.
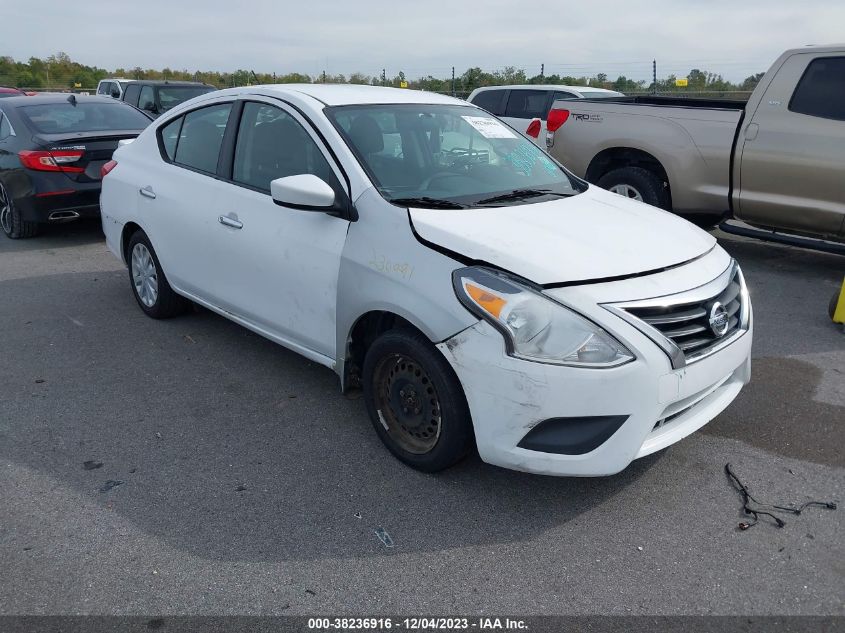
159, 116, 183, 161
789, 57, 845, 121
0, 112, 12, 140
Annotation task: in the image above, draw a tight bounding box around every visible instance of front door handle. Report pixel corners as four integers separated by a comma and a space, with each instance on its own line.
139, 186, 156, 199
218, 215, 243, 229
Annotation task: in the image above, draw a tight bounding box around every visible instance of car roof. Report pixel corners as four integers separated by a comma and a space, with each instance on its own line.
0, 86, 23, 94
237, 84, 466, 106
122, 80, 214, 87
784, 43, 845, 54
473, 84, 620, 94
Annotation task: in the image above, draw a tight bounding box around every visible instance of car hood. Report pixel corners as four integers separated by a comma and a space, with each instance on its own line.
409, 186, 716, 285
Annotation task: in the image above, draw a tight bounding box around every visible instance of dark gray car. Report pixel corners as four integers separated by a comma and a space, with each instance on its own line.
119, 80, 216, 118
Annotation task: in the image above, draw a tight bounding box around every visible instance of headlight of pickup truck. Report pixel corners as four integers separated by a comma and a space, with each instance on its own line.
453, 267, 634, 367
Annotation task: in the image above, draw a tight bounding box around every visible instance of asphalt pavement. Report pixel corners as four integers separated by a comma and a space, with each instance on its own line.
0, 220, 843, 615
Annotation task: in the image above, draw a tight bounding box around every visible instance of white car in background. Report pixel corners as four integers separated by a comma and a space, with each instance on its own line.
468, 84, 623, 143
100, 84, 751, 476
96, 78, 132, 100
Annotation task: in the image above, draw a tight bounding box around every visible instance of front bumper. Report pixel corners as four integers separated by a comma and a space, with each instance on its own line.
437, 252, 753, 476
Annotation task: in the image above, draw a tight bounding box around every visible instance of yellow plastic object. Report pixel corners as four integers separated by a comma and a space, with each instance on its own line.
833, 278, 845, 324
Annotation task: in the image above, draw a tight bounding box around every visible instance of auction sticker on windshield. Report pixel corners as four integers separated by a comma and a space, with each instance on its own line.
461, 116, 517, 139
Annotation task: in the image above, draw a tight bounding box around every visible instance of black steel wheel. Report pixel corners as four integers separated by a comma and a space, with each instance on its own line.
363, 328, 473, 472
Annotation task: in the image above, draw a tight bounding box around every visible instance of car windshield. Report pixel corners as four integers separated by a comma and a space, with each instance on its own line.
19, 101, 151, 133
158, 86, 215, 112
326, 103, 585, 208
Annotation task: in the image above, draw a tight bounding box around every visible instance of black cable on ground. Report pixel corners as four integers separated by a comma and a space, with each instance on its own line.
724, 463, 837, 530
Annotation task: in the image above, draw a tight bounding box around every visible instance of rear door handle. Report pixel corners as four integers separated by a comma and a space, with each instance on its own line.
218, 215, 243, 229
139, 186, 156, 199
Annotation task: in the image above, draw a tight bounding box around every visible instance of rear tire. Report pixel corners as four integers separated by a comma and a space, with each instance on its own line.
362, 328, 474, 472
127, 229, 190, 319
0, 184, 39, 239
597, 166, 670, 210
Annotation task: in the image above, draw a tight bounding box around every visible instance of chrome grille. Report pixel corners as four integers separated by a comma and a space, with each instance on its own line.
604, 262, 749, 369
626, 273, 742, 356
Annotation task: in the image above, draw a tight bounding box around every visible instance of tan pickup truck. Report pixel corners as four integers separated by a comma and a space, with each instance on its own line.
544, 44, 845, 251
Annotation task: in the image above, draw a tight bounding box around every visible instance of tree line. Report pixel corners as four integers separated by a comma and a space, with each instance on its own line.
0, 52, 765, 96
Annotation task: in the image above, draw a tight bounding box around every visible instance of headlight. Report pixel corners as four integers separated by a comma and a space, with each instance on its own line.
452, 267, 634, 367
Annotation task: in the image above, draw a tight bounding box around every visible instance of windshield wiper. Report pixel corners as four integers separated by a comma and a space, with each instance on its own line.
390, 196, 468, 209
476, 189, 573, 205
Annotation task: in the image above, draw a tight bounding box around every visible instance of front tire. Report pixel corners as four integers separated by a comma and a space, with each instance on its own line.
362, 329, 474, 472
127, 230, 190, 319
0, 184, 39, 239
597, 166, 670, 210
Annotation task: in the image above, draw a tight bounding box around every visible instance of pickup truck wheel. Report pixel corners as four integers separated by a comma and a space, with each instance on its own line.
363, 329, 474, 472
127, 230, 190, 319
0, 183, 39, 239
597, 167, 670, 210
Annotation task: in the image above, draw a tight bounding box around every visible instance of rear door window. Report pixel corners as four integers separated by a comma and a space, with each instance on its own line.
470, 89, 507, 116
504, 90, 553, 120
97, 82, 112, 96
789, 57, 845, 121
173, 103, 232, 174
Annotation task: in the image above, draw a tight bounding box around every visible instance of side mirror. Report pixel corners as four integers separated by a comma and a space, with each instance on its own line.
270, 174, 336, 210
141, 101, 157, 114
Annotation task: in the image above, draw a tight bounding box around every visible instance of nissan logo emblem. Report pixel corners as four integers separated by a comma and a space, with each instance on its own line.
709, 302, 730, 338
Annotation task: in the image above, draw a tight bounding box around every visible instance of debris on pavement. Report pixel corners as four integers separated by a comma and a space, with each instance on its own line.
235, 484, 248, 492
725, 463, 837, 530
99, 480, 124, 493
375, 527, 394, 548
83, 461, 103, 470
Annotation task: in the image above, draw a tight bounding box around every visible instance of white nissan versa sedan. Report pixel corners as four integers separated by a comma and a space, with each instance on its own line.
100, 84, 752, 476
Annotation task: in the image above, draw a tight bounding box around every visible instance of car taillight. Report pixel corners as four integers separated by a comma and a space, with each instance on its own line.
18, 150, 84, 173
101, 159, 118, 179
525, 118, 542, 138
546, 109, 570, 132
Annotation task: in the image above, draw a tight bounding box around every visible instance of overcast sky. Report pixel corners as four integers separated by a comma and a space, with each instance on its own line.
3, 0, 844, 82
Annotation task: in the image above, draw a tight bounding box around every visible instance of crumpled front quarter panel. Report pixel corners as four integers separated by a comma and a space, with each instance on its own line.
335, 188, 479, 379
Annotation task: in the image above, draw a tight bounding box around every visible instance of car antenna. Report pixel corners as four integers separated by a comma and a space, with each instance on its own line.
67, 94, 77, 106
